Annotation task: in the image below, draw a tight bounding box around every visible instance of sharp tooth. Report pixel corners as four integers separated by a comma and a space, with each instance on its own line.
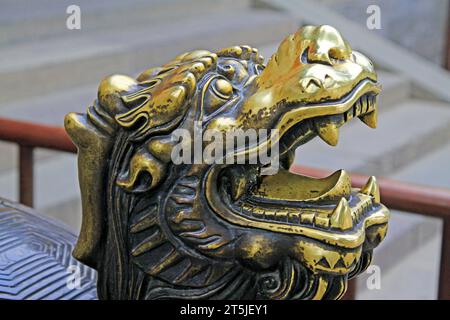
359, 98, 366, 116
347, 105, 354, 121
366, 230, 379, 243
314, 215, 330, 228
360, 176, 380, 204
368, 96, 373, 112
371, 96, 378, 112
288, 211, 300, 224
301, 212, 315, 224
352, 102, 357, 118
324, 252, 341, 269
330, 198, 353, 230
355, 99, 362, 116
342, 252, 356, 268
365, 96, 371, 113
315, 122, 339, 146
265, 210, 276, 220
358, 109, 377, 128
252, 207, 265, 218
276, 210, 289, 222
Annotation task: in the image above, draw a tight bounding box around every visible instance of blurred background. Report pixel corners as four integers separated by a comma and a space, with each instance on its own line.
0, 0, 449, 299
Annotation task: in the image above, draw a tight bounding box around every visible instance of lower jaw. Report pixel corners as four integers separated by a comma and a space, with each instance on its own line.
224, 194, 389, 249
232, 199, 388, 274
269, 218, 387, 275
205, 165, 389, 274
212, 199, 387, 275
207, 161, 389, 246
257, 256, 365, 300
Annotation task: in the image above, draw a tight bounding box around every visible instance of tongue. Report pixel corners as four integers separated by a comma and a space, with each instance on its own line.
252, 169, 351, 202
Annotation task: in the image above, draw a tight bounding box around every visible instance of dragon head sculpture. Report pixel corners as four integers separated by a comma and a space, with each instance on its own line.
65, 25, 389, 300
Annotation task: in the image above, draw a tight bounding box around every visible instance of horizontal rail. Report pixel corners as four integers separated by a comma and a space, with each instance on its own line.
291, 165, 450, 219
0, 118, 76, 153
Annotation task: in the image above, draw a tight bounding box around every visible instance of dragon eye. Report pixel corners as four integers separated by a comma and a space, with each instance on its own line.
328, 47, 347, 64
203, 78, 234, 116
212, 79, 233, 99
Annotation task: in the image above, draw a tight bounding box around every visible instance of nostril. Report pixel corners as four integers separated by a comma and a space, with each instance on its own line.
300, 47, 309, 64
301, 46, 334, 66
323, 75, 335, 88
328, 47, 347, 63
299, 77, 322, 93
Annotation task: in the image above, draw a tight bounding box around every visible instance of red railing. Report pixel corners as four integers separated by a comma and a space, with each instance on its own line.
0, 117, 449, 299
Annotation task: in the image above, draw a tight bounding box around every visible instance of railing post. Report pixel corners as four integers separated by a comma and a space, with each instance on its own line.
19, 145, 34, 207
439, 217, 450, 299
341, 279, 356, 300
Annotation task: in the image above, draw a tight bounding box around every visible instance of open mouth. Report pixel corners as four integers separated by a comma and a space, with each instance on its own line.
205, 79, 389, 273
278, 78, 379, 158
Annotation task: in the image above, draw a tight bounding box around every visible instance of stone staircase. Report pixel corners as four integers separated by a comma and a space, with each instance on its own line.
0, 0, 449, 299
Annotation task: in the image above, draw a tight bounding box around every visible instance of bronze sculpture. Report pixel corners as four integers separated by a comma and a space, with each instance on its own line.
65, 25, 389, 300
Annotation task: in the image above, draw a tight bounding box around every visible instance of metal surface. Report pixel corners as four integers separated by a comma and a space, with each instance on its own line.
64, 25, 388, 300
0, 198, 97, 300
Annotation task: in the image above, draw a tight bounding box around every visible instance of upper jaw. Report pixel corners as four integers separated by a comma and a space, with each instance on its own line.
233, 78, 380, 162
278, 78, 380, 158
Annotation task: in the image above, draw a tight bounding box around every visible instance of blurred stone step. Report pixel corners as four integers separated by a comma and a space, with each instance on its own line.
354, 144, 450, 299
377, 71, 411, 109
362, 209, 441, 285
0, 52, 410, 175
356, 232, 441, 299
0, 9, 296, 106
389, 142, 450, 189
0, 0, 251, 46
0, 83, 96, 174
256, 0, 450, 102
294, 98, 450, 177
